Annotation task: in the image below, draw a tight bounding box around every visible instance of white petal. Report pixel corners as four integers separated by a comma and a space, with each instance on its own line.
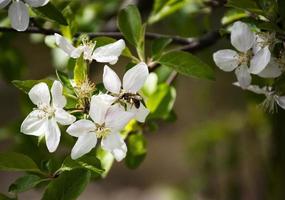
70, 46, 85, 59
213, 49, 239, 72
257, 58, 282, 78
234, 82, 268, 95
105, 105, 134, 131
8, 1, 29, 31
54, 33, 79, 57
20, 110, 46, 136
45, 118, 61, 152
28, 82, 50, 106
123, 62, 149, 93
24, 0, 49, 7
89, 94, 117, 125
231, 21, 255, 52
127, 103, 149, 123
51, 80, 66, 108
54, 109, 76, 125
247, 85, 268, 95
92, 39, 125, 65
276, 96, 285, 110
101, 132, 127, 162
83, 45, 95, 61
103, 65, 121, 94
253, 34, 263, 54
235, 65, 252, 89
66, 119, 96, 137
71, 133, 97, 160
0, 0, 11, 9
249, 46, 271, 74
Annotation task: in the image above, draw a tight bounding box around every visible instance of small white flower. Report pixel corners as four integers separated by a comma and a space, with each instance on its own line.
213, 21, 271, 89
54, 33, 125, 64
0, 0, 49, 31
233, 82, 285, 112
103, 62, 150, 123
66, 94, 134, 161
21, 81, 76, 152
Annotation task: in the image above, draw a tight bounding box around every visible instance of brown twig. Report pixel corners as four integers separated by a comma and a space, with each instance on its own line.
0, 26, 219, 46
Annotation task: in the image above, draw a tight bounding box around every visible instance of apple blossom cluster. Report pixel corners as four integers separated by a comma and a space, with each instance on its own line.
0, 0, 49, 31
20, 35, 150, 162
213, 21, 284, 111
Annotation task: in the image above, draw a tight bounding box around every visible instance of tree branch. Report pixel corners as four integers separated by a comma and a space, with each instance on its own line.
0, 26, 220, 46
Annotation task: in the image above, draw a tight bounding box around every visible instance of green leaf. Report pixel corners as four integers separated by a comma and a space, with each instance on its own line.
148, 0, 188, 24
12, 79, 53, 93
35, 2, 68, 26
158, 51, 214, 80
226, 0, 264, 16
56, 70, 73, 90
93, 36, 133, 58
0, 152, 40, 172
60, 154, 104, 177
42, 168, 90, 200
125, 133, 147, 169
96, 148, 114, 178
74, 55, 87, 85
0, 193, 15, 200
118, 5, 142, 47
9, 175, 47, 193
146, 83, 176, 119
151, 38, 172, 59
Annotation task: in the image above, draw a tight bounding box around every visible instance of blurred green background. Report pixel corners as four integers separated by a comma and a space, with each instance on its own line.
1, 0, 284, 199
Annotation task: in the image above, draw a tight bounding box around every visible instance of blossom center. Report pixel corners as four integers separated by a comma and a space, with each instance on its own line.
238, 51, 252, 65
38, 104, 55, 119
95, 123, 111, 138
82, 37, 96, 61
75, 79, 95, 98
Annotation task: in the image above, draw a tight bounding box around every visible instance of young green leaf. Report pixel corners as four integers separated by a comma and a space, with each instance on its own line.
158, 51, 214, 80
12, 79, 53, 93
146, 83, 176, 119
118, 5, 142, 47
74, 55, 87, 86
42, 168, 91, 200
0, 193, 15, 200
56, 70, 73, 91
125, 133, 147, 169
96, 148, 114, 178
60, 155, 104, 177
148, 0, 188, 24
34, 2, 68, 26
226, 0, 264, 16
0, 152, 40, 172
151, 38, 172, 59
9, 175, 48, 193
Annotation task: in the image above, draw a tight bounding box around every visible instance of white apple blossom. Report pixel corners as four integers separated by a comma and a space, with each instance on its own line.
103, 62, 150, 123
233, 82, 285, 112
0, 0, 49, 31
54, 33, 125, 64
66, 94, 134, 161
213, 21, 272, 89
21, 81, 76, 152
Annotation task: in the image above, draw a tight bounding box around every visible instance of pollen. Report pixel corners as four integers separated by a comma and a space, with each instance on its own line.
95, 123, 111, 138
38, 104, 56, 119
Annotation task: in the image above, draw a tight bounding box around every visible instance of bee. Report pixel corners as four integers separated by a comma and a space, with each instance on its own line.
120, 93, 142, 109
